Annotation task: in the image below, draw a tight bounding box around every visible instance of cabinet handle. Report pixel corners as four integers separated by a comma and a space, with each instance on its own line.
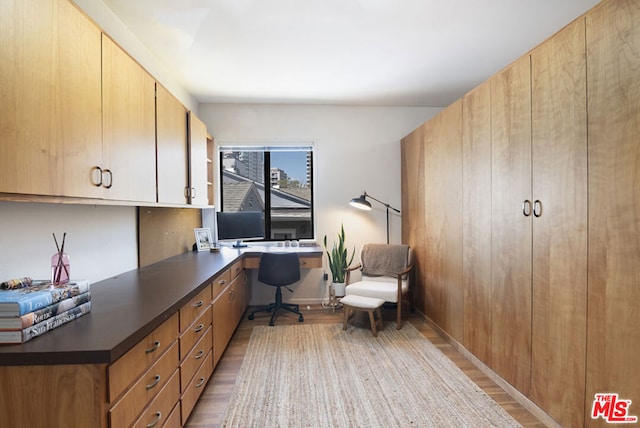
534, 200, 542, 217
194, 300, 204, 308
522, 200, 532, 217
196, 377, 206, 388
91, 166, 103, 187
102, 169, 113, 189
229, 289, 235, 301
145, 340, 160, 354
146, 411, 162, 428
191, 187, 196, 199
195, 349, 205, 360
219, 279, 226, 285
194, 323, 204, 333
145, 374, 161, 390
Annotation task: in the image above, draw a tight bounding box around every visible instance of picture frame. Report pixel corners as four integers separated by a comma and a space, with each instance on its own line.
194, 227, 214, 251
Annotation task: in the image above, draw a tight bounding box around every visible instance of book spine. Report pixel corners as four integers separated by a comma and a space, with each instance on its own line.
16, 293, 54, 316
21, 301, 92, 344
20, 292, 91, 329
12, 280, 91, 316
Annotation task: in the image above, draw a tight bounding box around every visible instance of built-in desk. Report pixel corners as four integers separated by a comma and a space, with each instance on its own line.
0, 244, 322, 427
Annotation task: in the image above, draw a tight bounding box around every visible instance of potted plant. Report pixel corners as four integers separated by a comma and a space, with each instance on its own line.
323, 223, 355, 297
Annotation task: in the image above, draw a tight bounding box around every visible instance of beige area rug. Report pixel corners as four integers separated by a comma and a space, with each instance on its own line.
221, 322, 522, 427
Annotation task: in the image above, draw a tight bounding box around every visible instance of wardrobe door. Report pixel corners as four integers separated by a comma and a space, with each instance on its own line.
401, 126, 426, 314
530, 18, 588, 427
490, 56, 532, 395
586, 0, 640, 424
423, 100, 464, 341
462, 82, 492, 365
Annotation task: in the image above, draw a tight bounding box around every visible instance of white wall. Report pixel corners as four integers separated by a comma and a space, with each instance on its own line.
0, 202, 137, 284
199, 103, 440, 304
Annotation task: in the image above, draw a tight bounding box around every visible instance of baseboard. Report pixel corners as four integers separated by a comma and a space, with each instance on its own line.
417, 312, 561, 428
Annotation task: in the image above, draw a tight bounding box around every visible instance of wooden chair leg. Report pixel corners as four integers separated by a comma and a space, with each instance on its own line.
368, 309, 378, 337
396, 301, 403, 330
343, 306, 351, 331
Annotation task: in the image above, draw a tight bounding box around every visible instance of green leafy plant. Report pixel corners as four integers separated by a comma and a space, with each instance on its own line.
323, 223, 355, 284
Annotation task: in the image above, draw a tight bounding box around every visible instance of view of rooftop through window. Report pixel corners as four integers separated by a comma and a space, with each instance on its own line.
219, 146, 314, 240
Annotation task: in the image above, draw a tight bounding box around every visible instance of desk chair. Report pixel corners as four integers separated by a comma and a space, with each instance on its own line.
345, 244, 413, 329
248, 252, 305, 326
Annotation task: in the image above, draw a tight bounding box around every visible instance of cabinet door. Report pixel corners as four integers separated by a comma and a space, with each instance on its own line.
586, 0, 640, 423
212, 282, 234, 368
490, 55, 532, 394
462, 82, 492, 365
400, 126, 426, 314
0, 0, 102, 198
530, 18, 588, 427
156, 84, 188, 204
423, 100, 464, 341
188, 112, 210, 206
102, 35, 156, 202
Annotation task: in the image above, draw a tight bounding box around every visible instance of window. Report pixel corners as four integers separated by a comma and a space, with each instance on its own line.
219, 145, 314, 241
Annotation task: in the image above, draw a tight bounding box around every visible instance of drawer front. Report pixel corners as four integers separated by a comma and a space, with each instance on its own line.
179, 305, 212, 359
179, 285, 212, 333
229, 259, 244, 280
108, 312, 179, 402
244, 254, 321, 269
131, 369, 180, 428
109, 342, 179, 428
211, 268, 231, 299
162, 403, 182, 428
179, 325, 212, 391
180, 350, 213, 426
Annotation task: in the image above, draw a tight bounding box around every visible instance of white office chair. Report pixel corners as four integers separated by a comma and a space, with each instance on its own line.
344, 243, 413, 329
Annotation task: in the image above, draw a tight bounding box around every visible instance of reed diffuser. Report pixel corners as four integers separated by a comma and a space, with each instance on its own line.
51, 232, 70, 285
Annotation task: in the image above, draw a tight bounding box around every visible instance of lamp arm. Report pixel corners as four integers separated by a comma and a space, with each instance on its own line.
363, 192, 401, 214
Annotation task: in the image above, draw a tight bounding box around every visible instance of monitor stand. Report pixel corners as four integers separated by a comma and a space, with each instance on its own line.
233, 240, 248, 248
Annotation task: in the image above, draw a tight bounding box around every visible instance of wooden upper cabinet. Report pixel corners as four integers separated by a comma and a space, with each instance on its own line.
461, 81, 492, 366
187, 112, 210, 206
102, 35, 156, 203
530, 18, 588, 427
586, 0, 640, 424
490, 55, 532, 395
156, 84, 188, 204
0, 0, 102, 198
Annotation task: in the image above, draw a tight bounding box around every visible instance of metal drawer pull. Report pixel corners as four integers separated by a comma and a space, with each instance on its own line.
194, 323, 204, 333
194, 300, 204, 308
102, 169, 113, 189
533, 200, 542, 217
91, 166, 103, 187
145, 340, 160, 354
522, 200, 532, 217
195, 349, 205, 359
219, 279, 226, 285
146, 374, 161, 390
196, 377, 206, 388
146, 411, 162, 428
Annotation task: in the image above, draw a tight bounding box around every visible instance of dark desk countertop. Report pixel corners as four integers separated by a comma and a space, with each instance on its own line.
0, 245, 323, 366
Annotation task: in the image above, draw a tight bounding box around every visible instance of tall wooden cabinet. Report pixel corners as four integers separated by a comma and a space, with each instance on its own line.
490, 55, 533, 395
530, 18, 588, 427
0, 0, 102, 198
187, 112, 210, 206
585, 1, 640, 425
402, 1, 638, 425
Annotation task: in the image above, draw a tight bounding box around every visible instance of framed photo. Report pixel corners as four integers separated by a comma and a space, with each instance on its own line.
194, 227, 213, 251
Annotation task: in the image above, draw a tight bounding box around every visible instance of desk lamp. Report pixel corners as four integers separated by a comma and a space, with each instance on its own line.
349, 191, 400, 244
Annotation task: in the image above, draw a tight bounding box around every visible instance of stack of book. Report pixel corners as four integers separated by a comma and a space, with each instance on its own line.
0, 280, 91, 344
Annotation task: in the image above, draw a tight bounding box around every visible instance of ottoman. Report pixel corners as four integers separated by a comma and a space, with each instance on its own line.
340, 294, 385, 336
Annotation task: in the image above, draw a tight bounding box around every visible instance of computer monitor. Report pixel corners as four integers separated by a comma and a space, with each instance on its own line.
216, 211, 265, 248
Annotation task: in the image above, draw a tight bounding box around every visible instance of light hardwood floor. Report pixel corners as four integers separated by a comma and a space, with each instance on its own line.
185, 305, 547, 427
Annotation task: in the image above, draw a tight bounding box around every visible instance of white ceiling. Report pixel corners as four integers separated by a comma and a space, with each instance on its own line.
100, 0, 600, 107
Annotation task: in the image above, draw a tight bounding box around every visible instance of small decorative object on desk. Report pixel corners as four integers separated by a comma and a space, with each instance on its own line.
51, 232, 70, 285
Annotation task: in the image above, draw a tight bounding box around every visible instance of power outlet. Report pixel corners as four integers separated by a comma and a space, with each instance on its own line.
323, 272, 329, 281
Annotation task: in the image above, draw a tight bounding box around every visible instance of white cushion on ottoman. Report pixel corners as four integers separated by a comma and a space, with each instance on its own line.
340, 294, 385, 309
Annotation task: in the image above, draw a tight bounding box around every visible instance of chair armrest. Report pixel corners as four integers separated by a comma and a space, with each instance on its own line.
345, 263, 362, 273
396, 264, 413, 277
345, 263, 362, 285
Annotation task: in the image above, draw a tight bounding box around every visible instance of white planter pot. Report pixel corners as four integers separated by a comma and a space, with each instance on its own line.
332, 282, 346, 297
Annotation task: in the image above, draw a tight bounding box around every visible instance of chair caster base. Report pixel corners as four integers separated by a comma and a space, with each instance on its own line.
298, 315, 304, 322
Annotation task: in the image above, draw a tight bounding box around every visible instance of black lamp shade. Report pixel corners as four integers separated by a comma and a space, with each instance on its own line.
349, 194, 371, 210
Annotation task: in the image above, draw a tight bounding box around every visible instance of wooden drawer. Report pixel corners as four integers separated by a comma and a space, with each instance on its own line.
162, 403, 182, 428
244, 253, 322, 269
179, 305, 212, 359
179, 285, 212, 333
211, 268, 231, 299
109, 342, 179, 428
131, 369, 180, 428
229, 259, 244, 280
108, 312, 179, 402
179, 325, 212, 391
180, 350, 213, 426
